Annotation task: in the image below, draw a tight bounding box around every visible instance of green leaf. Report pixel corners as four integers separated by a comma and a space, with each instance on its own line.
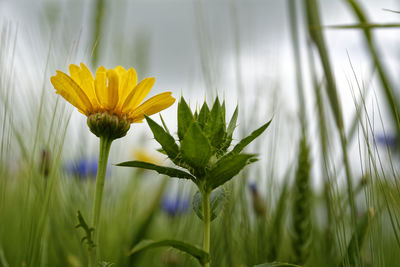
178, 97, 194, 140
128, 239, 210, 265
227, 105, 238, 137
116, 161, 196, 181
180, 121, 212, 169
231, 119, 272, 155
206, 153, 257, 189
159, 113, 170, 134
145, 115, 179, 161
192, 187, 226, 221
198, 102, 210, 129
204, 98, 226, 149
254, 262, 302, 267
220, 105, 239, 153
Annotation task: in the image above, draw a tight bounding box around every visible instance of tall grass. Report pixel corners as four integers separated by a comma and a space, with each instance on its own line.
1, 0, 400, 266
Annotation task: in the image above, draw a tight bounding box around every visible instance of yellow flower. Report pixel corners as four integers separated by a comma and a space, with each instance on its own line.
51, 63, 175, 139
132, 147, 162, 165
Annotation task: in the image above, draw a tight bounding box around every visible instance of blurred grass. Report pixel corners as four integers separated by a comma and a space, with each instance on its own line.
1, 0, 400, 266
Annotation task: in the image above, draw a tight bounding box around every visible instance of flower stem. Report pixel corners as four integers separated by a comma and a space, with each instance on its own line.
89, 136, 113, 267
202, 190, 211, 267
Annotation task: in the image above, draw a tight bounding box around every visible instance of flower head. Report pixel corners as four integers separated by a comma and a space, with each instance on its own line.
51, 63, 175, 139
64, 158, 100, 179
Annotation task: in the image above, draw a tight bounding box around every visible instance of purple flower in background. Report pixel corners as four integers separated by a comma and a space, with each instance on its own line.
161, 194, 190, 217
249, 183, 258, 193
248, 183, 267, 216
64, 158, 99, 179
375, 134, 397, 149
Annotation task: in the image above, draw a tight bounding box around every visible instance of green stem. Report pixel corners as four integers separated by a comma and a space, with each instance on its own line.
202, 190, 211, 267
89, 136, 113, 267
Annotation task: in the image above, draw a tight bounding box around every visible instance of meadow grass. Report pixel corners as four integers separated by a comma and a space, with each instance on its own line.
1, 0, 400, 266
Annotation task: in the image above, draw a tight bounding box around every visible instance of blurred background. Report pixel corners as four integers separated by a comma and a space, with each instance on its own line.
1, 0, 400, 186
1, 0, 400, 266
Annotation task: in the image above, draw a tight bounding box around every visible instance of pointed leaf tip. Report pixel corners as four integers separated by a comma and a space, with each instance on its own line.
116, 160, 196, 180
178, 97, 194, 140
144, 115, 179, 160
231, 118, 272, 155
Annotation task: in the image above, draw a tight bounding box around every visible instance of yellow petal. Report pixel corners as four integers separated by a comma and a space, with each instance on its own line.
116, 68, 138, 111
94, 66, 107, 108
79, 63, 100, 109
51, 71, 93, 114
122, 77, 155, 113
129, 92, 175, 122
69, 64, 82, 86
114, 65, 127, 76
105, 69, 119, 110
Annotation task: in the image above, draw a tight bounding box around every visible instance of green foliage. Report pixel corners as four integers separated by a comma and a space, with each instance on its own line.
267, 183, 289, 261
116, 161, 196, 181
180, 121, 212, 171
192, 187, 226, 221
178, 97, 195, 140
129, 239, 210, 265
121, 96, 271, 194
291, 137, 312, 265
205, 153, 257, 190
145, 115, 179, 161
340, 209, 374, 267
75, 211, 95, 249
254, 262, 302, 267
229, 119, 272, 156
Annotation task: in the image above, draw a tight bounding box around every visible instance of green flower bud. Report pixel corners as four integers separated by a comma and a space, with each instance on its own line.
87, 112, 130, 140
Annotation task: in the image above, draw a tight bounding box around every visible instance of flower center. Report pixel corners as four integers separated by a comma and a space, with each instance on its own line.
87, 112, 130, 140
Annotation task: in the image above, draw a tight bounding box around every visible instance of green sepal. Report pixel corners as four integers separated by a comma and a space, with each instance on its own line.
192, 187, 226, 221
145, 115, 179, 161
180, 121, 212, 170
128, 239, 210, 265
230, 119, 272, 155
177, 97, 194, 140
206, 153, 257, 189
116, 161, 196, 181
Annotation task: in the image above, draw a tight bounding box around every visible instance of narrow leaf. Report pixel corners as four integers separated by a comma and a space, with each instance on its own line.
178, 97, 194, 140
145, 115, 179, 160
116, 161, 195, 180
227, 105, 238, 137
231, 119, 272, 155
128, 239, 210, 265
340, 208, 374, 267
207, 153, 256, 189
159, 113, 170, 134
180, 121, 212, 169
